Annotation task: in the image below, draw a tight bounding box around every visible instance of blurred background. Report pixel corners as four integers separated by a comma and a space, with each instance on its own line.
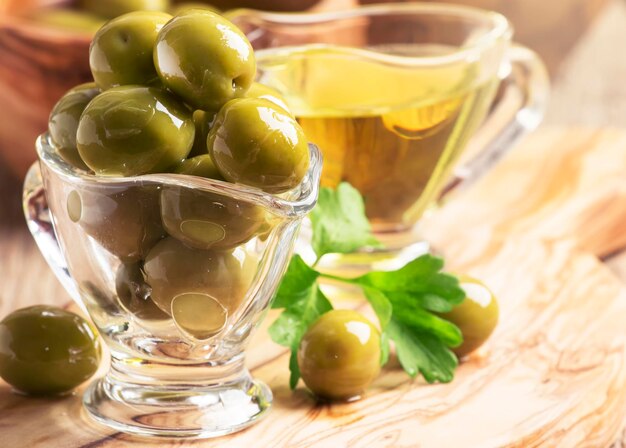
1, 0, 626, 310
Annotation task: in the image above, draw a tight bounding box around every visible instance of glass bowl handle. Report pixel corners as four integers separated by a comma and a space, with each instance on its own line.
440, 44, 550, 199
22, 162, 84, 310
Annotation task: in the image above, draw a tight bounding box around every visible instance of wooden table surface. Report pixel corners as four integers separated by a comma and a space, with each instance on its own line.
2, 1, 626, 446
3, 127, 626, 447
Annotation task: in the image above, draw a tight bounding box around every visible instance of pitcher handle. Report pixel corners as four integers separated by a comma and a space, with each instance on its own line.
22, 162, 84, 309
440, 44, 550, 199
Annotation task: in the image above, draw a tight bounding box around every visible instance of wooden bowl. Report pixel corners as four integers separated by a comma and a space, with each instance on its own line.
0, 0, 92, 180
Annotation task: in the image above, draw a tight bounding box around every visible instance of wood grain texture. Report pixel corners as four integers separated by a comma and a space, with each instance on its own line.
607, 251, 626, 284
1, 240, 625, 447
423, 128, 626, 259
1, 127, 626, 447
545, 0, 626, 128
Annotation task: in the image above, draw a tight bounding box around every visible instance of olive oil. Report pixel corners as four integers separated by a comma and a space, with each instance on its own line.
257, 44, 499, 231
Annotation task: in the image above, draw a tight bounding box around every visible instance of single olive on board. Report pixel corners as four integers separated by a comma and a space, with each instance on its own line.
116, 262, 170, 321
162, 155, 267, 250
79, 0, 171, 20
298, 310, 381, 401
77, 86, 194, 176
48, 82, 100, 170
66, 185, 166, 262
439, 276, 499, 358
90, 11, 172, 90
154, 9, 256, 111
0, 306, 101, 396
208, 98, 310, 193
245, 82, 289, 111
143, 237, 255, 338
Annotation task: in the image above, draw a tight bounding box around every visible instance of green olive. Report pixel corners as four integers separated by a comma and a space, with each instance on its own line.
116, 262, 169, 320
246, 82, 289, 111
208, 98, 309, 193
169, 3, 220, 15
89, 11, 172, 90
76, 85, 194, 176
174, 154, 223, 179
143, 237, 255, 338
161, 159, 267, 249
48, 83, 100, 170
0, 306, 101, 396
298, 310, 381, 401
29, 9, 105, 33
67, 185, 166, 262
171, 292, 229, 339
154, 9, 255, 111
439, 276, 499, 358
188, 110, 217, 157
79, 0, 171, 20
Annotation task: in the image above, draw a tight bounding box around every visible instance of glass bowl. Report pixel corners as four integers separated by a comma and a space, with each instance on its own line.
22, 133, 322, 439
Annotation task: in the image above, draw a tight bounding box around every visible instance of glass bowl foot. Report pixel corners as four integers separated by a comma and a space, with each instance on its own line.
83, 367, 271, 439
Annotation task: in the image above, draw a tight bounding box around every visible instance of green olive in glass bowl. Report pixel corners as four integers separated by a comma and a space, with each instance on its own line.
48, 82, 100, 171
208, 98, 309, 193
66, 185, 166, 262
161, 155, 268, 250
245, 82, 289, 111
0, 306, 101, 396
154, 9, 256, 111
174, 154, 223, 179
116, 262, 170, 321
143, 237, 256, 339
188, 110, 218, 157
76, 85, 194, 176
89, 11, 172, 89
298, 310, 381, 401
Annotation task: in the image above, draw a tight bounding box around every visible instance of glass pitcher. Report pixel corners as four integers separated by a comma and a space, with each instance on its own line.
228, 3, 549, 270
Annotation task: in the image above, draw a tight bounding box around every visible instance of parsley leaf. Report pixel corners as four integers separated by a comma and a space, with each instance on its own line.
309, 182, 382, 261
361, 286, 392, 329
269, 255, 333, 388
271, 254, 320, 309
355, 255, 465, 383
387, 320, 458, 383
357, 255, 465, 314
379, 330, 391, 366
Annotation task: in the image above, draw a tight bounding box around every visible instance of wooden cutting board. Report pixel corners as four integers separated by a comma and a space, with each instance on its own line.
1, 127, 626, 447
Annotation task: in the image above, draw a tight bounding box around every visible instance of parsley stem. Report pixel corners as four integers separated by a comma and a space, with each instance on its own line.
318, 272, 359, 285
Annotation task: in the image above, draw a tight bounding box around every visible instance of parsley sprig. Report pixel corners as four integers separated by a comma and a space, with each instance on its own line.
269, 183, 465, 387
